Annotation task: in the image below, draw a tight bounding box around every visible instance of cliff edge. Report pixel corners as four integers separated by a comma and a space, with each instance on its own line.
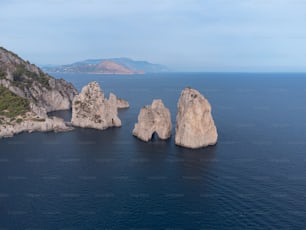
0, 47, 78, 138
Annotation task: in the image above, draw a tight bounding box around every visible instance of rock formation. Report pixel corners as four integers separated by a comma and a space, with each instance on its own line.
108, 92, 129, 109
0, 46, 78, 138
0, 47, 77, 112
0, 116, 71, 138
133, 99, 172, 142
71, 81, 125, 130
175, 88, 218, 149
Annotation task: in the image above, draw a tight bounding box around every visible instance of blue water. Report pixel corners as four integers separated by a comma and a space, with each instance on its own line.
1, 73, 306, 229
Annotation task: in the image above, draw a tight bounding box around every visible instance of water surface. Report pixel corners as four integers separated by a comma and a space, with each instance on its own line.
1, 73, 306, 229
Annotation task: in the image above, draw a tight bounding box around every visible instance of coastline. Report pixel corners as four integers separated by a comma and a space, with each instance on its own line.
0, 116, 73, 138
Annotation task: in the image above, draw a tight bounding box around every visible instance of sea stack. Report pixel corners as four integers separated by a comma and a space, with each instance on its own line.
71, 81, 123, 130
133, 99, 172, 142
175, 88, 218, 149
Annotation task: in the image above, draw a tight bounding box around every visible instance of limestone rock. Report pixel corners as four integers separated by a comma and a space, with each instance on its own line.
0, 116, 71, 138
37, 78, 77, 112
0, 47, 78, 113
109, 92, 129, 109
0, 46, 78, 138
71, 81, 122, 130
175, 88, 218, 149
133, 99, 172, 142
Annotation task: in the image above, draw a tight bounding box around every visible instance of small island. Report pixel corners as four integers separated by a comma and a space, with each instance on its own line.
42, 58, 168, 74
71, 81, 129, 130
175, 88, 218, 148
133, 99, 172, 142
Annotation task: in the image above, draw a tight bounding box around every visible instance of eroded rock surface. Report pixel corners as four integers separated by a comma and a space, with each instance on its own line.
71, 81, 123, 130
0, 116, 71, 138
133, 99, 172, 141
109, 92, 129, 109
0, 47, 77, 138
175, 88, 218, 149
0, 47, 78, 113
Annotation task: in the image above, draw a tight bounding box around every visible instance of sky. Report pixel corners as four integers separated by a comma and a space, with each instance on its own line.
1, 0, 306, 71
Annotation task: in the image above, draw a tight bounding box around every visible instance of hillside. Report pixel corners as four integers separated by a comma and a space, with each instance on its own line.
42, 58, 168, 74
0, 46, 78, 137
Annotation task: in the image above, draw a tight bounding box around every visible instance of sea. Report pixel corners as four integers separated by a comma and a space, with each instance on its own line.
1, 73, 306, 229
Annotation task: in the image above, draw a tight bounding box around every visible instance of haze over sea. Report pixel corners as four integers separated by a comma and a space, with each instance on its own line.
1, 72, 306, 229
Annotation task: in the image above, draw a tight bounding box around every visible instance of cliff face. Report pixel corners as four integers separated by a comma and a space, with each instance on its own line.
0, 47, 78, 138
0, 47, 77, 112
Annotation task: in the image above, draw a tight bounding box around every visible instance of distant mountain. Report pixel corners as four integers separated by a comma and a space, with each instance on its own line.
42, 58, 168, 74
94, 60, 143, 74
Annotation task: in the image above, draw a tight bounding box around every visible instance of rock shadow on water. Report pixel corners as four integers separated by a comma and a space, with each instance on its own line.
48, 109, 72, 122
175, 144, 218, 189
69, 126, 123, 156
175, 144, 217, 158
73, 126, 121, 141
175, 144, 218, 172
132, 132, 173, 154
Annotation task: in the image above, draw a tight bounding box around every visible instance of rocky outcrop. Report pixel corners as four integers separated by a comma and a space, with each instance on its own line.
175, 88, 218, 149
71, 81, 123, 130
109, 92, 129, 109
0, 115, 71, 138
133, 99, 172, 142
0, 46, 78, 138
37, 78, 77, 112
0, 47, 78, 112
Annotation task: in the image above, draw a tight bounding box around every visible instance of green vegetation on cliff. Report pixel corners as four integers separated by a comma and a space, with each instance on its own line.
0, 67, 6, 79
0, 86, 30, 118
0, 71, 4, 78
0, 46, 78, 125
12, 64, 50, 89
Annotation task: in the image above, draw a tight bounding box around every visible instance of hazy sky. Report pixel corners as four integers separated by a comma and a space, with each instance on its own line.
1, 0, 306, 71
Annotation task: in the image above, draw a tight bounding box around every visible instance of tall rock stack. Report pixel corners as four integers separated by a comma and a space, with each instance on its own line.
71, 81, 125, 130
175, 88, 218, 149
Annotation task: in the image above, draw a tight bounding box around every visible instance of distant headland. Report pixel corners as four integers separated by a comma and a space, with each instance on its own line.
41, 58, 169, 74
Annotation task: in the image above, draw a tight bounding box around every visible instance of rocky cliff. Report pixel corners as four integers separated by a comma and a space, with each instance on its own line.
0, 47, 78, 138
133, 99, 172, 142
175, 88, 218, 149
0, 47, 77, 112
71, 81, 128, 130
